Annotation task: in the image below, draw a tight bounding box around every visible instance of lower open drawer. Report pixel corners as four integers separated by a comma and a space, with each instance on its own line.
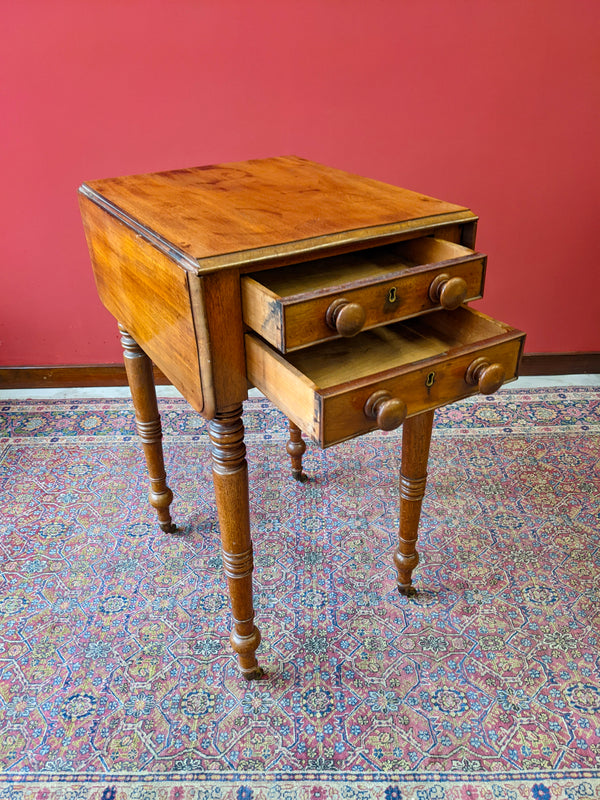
245, 307, 525, 447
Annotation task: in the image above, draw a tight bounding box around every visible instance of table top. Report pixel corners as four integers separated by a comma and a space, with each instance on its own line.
80, 156, 475, 273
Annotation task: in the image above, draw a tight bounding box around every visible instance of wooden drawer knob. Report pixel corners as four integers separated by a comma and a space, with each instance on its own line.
326, 298, 366, 337
429, 273, 468, 310
364, 390, 407, 431
465, 357, 506, 395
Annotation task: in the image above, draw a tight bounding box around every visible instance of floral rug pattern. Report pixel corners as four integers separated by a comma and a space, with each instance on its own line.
0, 388, 599, 798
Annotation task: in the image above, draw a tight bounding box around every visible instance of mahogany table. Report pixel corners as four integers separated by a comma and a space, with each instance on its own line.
79, 157, 525, 679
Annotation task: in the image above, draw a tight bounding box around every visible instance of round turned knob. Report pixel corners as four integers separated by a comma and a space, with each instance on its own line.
325, 298, 366, 337
465, 357, 506, 395
429, 273, 468, 310
364, 390, 407, 431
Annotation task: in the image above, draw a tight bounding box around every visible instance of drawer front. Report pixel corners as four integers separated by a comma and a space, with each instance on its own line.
245, 308, 525, 448
242, 237, 486, 352
318, 339, 521, 447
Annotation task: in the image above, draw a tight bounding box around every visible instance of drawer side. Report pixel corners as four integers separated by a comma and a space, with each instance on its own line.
245, 334, 320, 440
241, 276, 284, 352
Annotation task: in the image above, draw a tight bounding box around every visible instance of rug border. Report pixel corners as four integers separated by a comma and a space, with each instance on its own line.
2, 769, 600, 783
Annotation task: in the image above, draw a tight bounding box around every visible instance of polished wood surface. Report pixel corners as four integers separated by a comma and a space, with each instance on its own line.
325, 298, 367, 338
465, 356, 506, 395
192, 271, 248, 414
208, 406, 262, 679
79, 194, 206, 413
394, 410, 435, 593
428, 274, 468, 310
286, 420, 307, 481
241, 236, 486, 352
82, 156, 474, 272
245, 308, 524, 447
119, 325, 175, 533
78, 156, 525, 678
364, 390, 407, 431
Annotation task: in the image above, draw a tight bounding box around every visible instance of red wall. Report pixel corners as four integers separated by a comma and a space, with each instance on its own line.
2, 0, 599, 366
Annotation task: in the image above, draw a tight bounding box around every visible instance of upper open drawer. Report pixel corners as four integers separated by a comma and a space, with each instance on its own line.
241, 236, 486, 353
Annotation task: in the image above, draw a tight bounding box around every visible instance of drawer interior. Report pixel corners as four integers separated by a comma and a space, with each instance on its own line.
242, 235, 486, 354
246, 306, 524, 447
283, 307, 515, 388
247, 236, 477, 297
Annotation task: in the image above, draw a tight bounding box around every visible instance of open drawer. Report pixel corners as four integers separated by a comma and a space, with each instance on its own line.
242, 237, 486, 353
245, 307, 525, 448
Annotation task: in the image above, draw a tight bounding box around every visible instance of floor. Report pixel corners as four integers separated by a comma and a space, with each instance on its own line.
1, 374, 599, 401
1, 376, 599, 786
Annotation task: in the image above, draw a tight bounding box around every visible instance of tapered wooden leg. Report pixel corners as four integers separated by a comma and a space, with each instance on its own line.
394, 409, 435, 594
119, 324, 176, 533
286, 419, 307, 481
209, 405, 263, 679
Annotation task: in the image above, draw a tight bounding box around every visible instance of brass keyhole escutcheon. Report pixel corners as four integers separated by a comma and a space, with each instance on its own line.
388, 286, 397, 303
425, 371, 436, 387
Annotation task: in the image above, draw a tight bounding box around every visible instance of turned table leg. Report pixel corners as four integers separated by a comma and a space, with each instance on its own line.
394, 409, 435, 594
119, 324, 176, 533
209, 405, 263, 679
286, 419, 307, 482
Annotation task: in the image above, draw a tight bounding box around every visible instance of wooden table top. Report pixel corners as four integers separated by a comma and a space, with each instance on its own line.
80, 156, 475, 273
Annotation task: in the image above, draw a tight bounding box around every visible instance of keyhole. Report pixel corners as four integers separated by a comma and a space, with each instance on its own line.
425, 371, 436, 387
388, 287, 397, 303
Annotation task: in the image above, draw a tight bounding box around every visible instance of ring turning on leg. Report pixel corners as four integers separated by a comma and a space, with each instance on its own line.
395, 410, 434, 594
119, 324, 176, 533
286, 419, 307, 481
209, 405, 263, 679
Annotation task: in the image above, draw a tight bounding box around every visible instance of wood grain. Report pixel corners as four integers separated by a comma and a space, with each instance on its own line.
245, 308, 525, 447
209, 405, 262, 679
318, 338, 523, 447
286, 420, 307, 481
79, 194, 206, 413
77, 155, 530, 671
198, 271, 248, 411
81, 157, 476, 272
241, 277, 284, 351
242, 237, 485, 352
119, 325, 175, 533
244, 334, 319, 439
395, 410, 435, 593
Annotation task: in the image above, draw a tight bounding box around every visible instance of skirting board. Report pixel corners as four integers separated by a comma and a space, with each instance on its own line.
1, 353, 599, 390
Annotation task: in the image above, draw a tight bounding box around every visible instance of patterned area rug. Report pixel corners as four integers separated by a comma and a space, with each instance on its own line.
0, 387, 599, 798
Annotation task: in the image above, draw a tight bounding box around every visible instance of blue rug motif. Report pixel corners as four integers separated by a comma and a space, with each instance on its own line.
0, 387, 599, 798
